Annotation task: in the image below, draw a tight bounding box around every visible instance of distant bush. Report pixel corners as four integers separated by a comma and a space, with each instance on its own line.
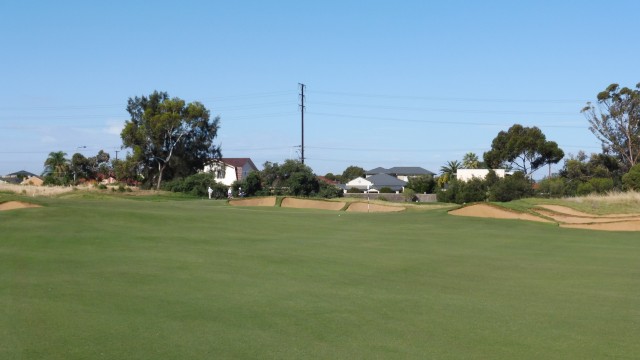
403, 188, 417, 202
318, 183, 343, 198
588, 177, 614, 194
379, 187, 394, 193
347, 187, 363, 193
536, 177, 567, 198
622, 164, 640, 191
488, 172, 532, 202
163, 173, 227, 198
406, 175, 436, 194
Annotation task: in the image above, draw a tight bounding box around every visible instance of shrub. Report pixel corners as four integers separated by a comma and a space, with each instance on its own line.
403, 188, 417, 202
163, 172, 227, 198
379, 187, 394, 193
588, 177, 614, 194
488, 172, 532, 202
318, 183, 343, 198
576, 182, 594, 196
536, 177, 567, 198
622, 164, 640, 191
347, 187, 363, 193
456, 177, 487, 203
406, 175, 436, 194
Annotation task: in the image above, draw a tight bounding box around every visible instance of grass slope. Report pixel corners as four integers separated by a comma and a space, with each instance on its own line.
1, 195, 639, 359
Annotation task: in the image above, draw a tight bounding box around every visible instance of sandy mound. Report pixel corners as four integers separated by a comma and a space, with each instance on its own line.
229, 197, 276, 207
346, 202, 405, 213
533, 209, 640, 224
281, 198, 345, 211
0, 201, 42, 211
450, 204, 552, 223
536, 205, 639, 218
560, 221, 640, 231
449, 203, 640, 231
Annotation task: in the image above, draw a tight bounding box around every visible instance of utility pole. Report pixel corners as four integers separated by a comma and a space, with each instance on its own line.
299, 83, 305, 164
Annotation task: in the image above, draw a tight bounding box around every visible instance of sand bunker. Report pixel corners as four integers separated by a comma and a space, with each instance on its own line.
450, 204, 552, 223
229, 197, 276, 207
346, 202, 405, 213
0, 201, 42, 211
450, 203, 640, 231
281, 198, 345, 211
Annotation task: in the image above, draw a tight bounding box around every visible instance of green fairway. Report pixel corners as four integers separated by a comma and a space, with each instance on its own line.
1, 195, 639, 359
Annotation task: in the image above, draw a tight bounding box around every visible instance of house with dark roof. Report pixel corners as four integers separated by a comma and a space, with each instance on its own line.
203, 158, 258, 186
345, 173, 407, 192
364, 166, 435, 182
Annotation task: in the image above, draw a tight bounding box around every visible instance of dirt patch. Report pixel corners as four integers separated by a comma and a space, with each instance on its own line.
346, 202, 405, 213
449, 204, 553, 223
229, 197, 276, 207
0, 201, 42, 211
281, 198, 345, 211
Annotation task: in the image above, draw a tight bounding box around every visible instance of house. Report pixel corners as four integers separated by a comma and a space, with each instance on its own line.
203, 158, 258, 186
365, 166, 435, 181
346, 173, 407, 192
456, 169, 513, 182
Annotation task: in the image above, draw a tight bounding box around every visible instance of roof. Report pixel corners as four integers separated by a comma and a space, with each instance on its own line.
387, 167, 434, 176
5, 170, 38, 177
365, 167, 389, 175
366, 173, 408, 187
215, 158, 258, 171
317, 176, 340, 185
365, 166, 434, 176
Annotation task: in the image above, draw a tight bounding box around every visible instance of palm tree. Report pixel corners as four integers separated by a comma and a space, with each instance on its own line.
43, 151, 70, 178
440, 160, 461, 177
462, 152, 480, 169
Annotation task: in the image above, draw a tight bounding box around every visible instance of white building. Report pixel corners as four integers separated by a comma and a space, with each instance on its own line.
455, 169, 513, 182
203, 158, 258, 186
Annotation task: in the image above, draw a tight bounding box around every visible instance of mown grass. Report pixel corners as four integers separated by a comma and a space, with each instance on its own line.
1, 194, 639, 359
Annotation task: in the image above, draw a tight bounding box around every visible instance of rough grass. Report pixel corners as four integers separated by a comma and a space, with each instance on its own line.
1, 194, 639, 359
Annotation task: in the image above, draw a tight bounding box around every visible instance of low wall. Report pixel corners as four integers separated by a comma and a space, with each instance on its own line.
343, 193, 436, 203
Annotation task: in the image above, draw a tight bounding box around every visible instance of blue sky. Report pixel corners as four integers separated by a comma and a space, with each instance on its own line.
1, 1, 639, 178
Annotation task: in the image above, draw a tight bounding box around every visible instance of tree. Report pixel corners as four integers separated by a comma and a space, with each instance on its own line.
582, 83, 640, 171
483, 124, 564, 175
538, 141, 565, 177
341, 165, 365, 182
462, 152, 480, 169
406, 175, 436, 193
622, 164, 640, 191
70, 153, 90, 182
440, 160, 461, 177
43, 151, 70, 183
259, 160, 320, 196
437, 160, 461, 188
121, 91, 221, 190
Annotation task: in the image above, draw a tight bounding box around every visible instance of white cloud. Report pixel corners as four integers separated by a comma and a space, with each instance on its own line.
104, 119, 124, 135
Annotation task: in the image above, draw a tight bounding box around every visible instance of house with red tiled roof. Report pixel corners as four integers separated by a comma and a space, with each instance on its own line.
203, 158, 258, 186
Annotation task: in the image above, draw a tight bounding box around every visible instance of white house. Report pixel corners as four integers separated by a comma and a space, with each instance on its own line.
456, 169, 513, 182
346, 177, 373, 191
345, 173, 407, 192
203, 158, 258, 186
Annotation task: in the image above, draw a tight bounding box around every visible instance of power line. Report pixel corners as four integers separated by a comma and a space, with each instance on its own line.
309, 90, 589, 104
307, 112, 585, 128
310, 101, 580, 116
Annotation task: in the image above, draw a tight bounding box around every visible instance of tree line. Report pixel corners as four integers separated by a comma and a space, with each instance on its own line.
40, 83, 640, 201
